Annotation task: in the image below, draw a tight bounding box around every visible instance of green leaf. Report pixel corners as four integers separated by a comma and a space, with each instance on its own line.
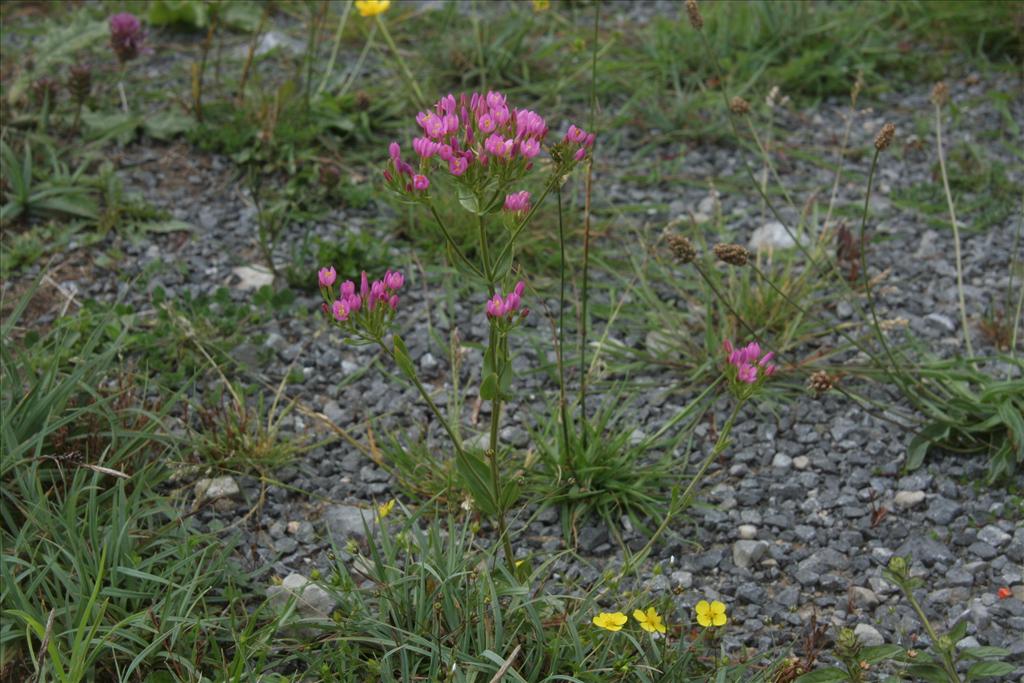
143, 110, 197, 141
81, 109, 140, 146
480, 373, 499, 401
860, 644, 904, 663
962, 646, 1011, 660
455, 448, 498, 516
794, 668, 849, 683
906, 421, 950, 471
392, 335, 416, 380
148, 0, 209, 28
905, 664, 950, 683
137, 219, 194, 234
966, 661, 1016, 680
457, 186, 482, 214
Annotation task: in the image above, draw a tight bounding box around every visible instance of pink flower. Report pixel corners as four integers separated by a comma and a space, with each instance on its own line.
384, 270, 405, 291
389, 141, 401, 162
448, 156, 468, 176
413, 174, 430, 191
109, 12, 144, 63
574, 147, 587, 161
318, 266, 337, 288
723, 339, 777, 384
332, 300, 349, 322
737, 364, 758, 384
503, 191, 531, 214
477, 112, 496, 134
484, 134, 512, 158
520, 138, 541, 158
485, 282, 526, 320
413, 137, 439, 158
341, 280, 356, 298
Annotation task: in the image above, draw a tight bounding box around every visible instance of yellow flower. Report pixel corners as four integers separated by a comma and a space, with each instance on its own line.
376, 499, 396, 520
695, 600, 727, 627
592, 612, 628, 632
532, 0, 551, 11
355, 0, 391, 17
632, 607, 667, 634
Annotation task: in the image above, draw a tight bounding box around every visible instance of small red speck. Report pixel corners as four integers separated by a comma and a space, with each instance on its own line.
997, 587, 1012, 600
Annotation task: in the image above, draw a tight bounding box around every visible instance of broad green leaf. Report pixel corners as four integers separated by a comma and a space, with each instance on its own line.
906, 421, 949, 471
906, 664, 950, 683
143, 110, 197, 141
966, 661, 1016, 680
480, 373, 499, 401
962, 646, 1011, 660
455, 448, 497, 516
860, 644, 904, 663
148, 0, 209, 28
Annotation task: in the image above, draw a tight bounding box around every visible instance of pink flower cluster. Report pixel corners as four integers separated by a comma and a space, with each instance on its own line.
723, 340, 777, 384
385, 90, 551, 191
109, 13, 145, 63
503, 191, 531, 214
563, 124, 596, 162
318, 268, 404, 323
486, 281, 526, 320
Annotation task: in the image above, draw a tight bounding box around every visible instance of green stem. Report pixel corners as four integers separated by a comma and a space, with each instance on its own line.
316, 0, 354, 96
486, 327, 515, 572
427, 203, 485, 280
934, 102, 974, 359
556, 185, 573, 471
381, 343, 464, 457
902, 588, 961, 682
375, 15, 427, 109
622, 396, 744, 576
478, 211, 493, 289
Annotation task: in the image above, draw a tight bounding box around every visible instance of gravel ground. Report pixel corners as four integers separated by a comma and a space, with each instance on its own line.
9, 38, 1023, 678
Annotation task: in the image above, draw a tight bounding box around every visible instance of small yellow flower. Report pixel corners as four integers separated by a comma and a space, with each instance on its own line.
592, 612, 628, 632
532, 0, 551, 11
633, 607, 667, 634
355, 0, 391, 17
376, 499, 396, 520
694, 600, 727, 627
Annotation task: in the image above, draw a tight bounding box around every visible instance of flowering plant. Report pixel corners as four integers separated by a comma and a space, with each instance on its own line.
319, 89, 593, 571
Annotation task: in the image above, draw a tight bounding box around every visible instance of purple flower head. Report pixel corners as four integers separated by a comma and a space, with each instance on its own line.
412, 174, 430, 191
477, 112, 496, 134
416, 110, 445, 138
448, 156, 468, 176
384, 271, 405, 291
723, 339, 777, 385
486, 90, 506, 110
520, 138, 541, 158
318, 266, 337, 288
341, 280, 356, 298
485, 281, 526, 320
109, 13, 145, 63
484, 134, 512, 158
413, 137, 439, 159
332, 299, 350, 322
389, 141, 402, 162
503, 191, 531, 214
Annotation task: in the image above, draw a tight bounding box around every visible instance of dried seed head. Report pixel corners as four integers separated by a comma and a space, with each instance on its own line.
713, 243, 750, 266
666, 234, 697, 264
729, 96, 750, 115
686, 0, 703, 30
806, 370, 836, 397
31, 77, 60, 108
67, 64, 92, 104
874, 122, 895, 151
930, 81, 949, 107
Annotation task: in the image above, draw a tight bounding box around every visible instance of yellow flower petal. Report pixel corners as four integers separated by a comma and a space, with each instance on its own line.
695, 600, 711, 628
593, 612, 628, 632
634, 607, 666, 634
355, 0, 390, 18
376, 499, 396, 520
711, 600, 728, 626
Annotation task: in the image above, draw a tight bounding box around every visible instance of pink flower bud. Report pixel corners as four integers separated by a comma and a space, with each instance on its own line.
520, 138, 541, 158
318, 266, 337, 288
388, 294, 399, 310
574, 147, 586, 161
513, 281, 525, 297
385, 271, 404, 291
503, 191, 531, 214
413, 174, 430, 191
341, 280, 356, 298
448, 156, 468, 176
389, 141, 401, 161
360, 272, 370, 298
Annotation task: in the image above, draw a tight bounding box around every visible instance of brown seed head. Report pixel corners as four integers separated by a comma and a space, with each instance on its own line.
729, 96, 750, 115
666, 234, 697, 264
930, 81, 949, 107
807, 370, 836, 397
713, 243, 749, 267
31, 77, 60, 108
67, 64, 92, 104
686, 0, 703, 30
874, 122, 895, 151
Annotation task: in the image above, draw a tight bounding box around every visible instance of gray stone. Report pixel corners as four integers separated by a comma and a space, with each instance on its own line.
776, 585, 800, 608
733, 540, 769, 569
968, 541, 997, 560
894, 490, 926, 508
670, 570, 693, 589
792, 456, 810, 470
853, 623, 885, 647
849, 587, 880, 610
924, 312, 956, 333
772, 453, 792, 469
738, 524, 758, 540
266, 573, 335, 624
324, 504, 376, 543
194, 476, 240, 502
977, 525, 1011, 547
420, 352, 439, 371
926, 497, 962, 525
644, 574, 670, 592
500, 425, 530, 448
231, 265, 275, 291
274, 536, 298, 554
749, 221, 801, 251
897, 537, 954, 567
